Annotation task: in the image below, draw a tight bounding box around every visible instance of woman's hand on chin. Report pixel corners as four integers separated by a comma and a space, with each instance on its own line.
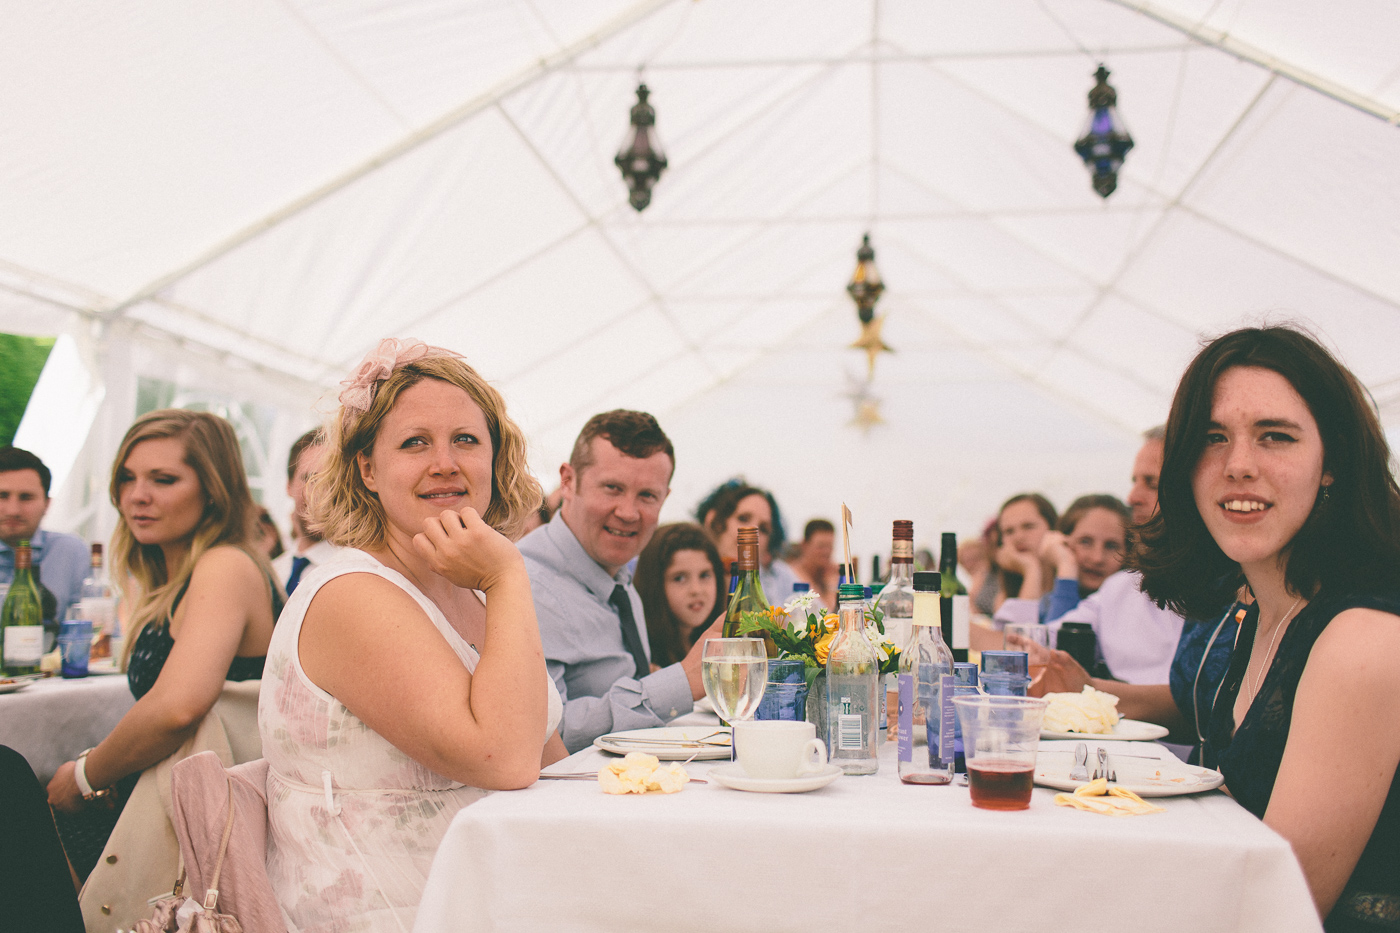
414, 506, 525, 591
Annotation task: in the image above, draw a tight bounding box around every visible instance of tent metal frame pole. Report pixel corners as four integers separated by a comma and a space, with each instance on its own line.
102, 0, 683, 322
1103, 0, 1400, 126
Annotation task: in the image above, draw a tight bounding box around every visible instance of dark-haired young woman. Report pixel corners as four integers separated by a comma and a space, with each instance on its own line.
635, 523, 726, 669
1137, 325, 1400, 931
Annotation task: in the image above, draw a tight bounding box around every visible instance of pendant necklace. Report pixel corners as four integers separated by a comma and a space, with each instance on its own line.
1246, 594, 1304, 707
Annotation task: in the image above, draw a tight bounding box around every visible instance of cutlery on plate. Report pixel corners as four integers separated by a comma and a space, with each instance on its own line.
1069, 743, 1089, 782
600, 730, 730, 747
1093, 747, 1118, 782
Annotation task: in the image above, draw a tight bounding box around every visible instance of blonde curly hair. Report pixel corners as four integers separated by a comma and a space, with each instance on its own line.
307, 353, 541, 548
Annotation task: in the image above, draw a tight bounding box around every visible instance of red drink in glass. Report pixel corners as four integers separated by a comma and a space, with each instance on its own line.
968, 760, 1034, 810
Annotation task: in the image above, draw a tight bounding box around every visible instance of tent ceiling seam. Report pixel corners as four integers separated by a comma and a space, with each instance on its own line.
489, 102, 716, 376
275, 0, 411, 128
98, 0, 682, 324
883, 227, 1175, 401
1103, 0, 1400, 125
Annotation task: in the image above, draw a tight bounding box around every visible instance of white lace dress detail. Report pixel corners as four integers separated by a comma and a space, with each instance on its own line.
258, 549, 562, 933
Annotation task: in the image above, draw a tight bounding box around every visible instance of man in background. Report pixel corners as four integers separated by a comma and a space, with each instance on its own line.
272, 429, 343, 596
0, 446, 87, 620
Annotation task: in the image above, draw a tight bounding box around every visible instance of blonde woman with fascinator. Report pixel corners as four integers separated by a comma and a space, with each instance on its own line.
46, 410, 281, 922
259, 339, 564, 932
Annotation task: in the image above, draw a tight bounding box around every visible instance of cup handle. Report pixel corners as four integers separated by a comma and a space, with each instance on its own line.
796, 738, 828, 776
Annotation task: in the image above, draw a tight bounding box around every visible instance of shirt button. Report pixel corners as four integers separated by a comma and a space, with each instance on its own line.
669, 708, 678, 718
102, 906, 111, 915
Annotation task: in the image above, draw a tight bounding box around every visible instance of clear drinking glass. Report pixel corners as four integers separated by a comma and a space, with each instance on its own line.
952, 695, 1049, 810
701, 638, 769, 730
1004, 622, 1052, 682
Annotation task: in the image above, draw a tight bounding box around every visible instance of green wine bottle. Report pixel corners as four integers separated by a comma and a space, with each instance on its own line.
3, 540, 46, 676
940, 532, 969, 663
722, 526, 772, 654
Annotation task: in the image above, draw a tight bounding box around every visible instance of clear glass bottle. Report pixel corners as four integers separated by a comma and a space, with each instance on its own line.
2, 540, 45, 676
874, 520, 915, 742
898, 571, 955, 784
80, 543, 119, 658
827, 582, 879, 774
722, 527, 772, 654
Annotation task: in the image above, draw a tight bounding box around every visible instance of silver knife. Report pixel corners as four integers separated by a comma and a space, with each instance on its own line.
1070, 742, 1089, 782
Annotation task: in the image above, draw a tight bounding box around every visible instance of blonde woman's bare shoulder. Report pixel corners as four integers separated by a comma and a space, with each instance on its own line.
190, 544, 265, 584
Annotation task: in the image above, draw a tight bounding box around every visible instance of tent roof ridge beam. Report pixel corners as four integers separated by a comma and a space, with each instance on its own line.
568, 43, 1194, 70
101, 0, 683, 322
1105, 0, 1400, 125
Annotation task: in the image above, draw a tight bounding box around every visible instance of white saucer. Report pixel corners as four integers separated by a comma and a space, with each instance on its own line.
708, 763, 843, 793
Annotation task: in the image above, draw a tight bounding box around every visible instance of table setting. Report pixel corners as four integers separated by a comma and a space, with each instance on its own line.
414, 630, 1322, 933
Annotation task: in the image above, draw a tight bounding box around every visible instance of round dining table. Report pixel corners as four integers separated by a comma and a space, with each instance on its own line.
0, 671, 134, 783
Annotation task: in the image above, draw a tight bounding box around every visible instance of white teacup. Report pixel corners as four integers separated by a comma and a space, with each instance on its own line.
732, 720, 828, 780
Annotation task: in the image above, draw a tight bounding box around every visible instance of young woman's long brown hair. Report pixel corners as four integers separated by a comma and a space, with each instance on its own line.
635, 523, 726, 668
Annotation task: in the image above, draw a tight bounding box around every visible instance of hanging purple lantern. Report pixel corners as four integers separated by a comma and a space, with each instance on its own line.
1073, 65, 1134, 198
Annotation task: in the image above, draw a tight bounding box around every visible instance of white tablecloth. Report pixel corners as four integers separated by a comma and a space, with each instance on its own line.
0, 674, 133, 783
416, 727, 1321, 933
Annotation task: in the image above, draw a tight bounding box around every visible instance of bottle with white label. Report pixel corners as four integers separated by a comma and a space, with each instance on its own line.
873, 520, 915, 743
826, 582, 878, 775
2, 540, 45, 675
940, 532, 971, 663
80, 542, 119, 658
897, 571, 955, 784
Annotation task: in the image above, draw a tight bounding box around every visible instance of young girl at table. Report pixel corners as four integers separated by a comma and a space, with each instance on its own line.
46, 410, 281, 917
635, 522, 726, 669
1136, 325, 1400, 931
259, 339, 564, 933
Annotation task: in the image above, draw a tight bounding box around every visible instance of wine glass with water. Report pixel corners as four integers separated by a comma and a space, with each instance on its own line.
701, 638, 769, 738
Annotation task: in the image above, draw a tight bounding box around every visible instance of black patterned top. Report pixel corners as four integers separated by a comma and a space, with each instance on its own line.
127, 560, 284, 701
1206, 591, 1400, 933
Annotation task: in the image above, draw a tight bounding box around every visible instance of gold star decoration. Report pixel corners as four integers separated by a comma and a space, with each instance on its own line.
843, 372, 885, 434
850, 314, 893, 377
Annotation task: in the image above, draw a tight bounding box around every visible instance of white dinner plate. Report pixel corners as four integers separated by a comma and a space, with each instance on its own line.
594, 727, 733, 761
708, 763, 843, 794
1041, 718, 1170, 742
1034, 746, 1224, 797
87, 657, 121, 675
0, 680, 33, 694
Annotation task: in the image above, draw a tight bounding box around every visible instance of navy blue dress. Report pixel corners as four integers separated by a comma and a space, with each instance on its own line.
1206, 592, 1400, 932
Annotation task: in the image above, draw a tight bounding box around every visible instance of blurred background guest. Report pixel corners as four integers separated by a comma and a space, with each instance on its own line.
789, 517, 837, 608
272, 428, 344, 595
254, 506, 284, 560
47, 409, 279, 922
996, 494, 1129, 625
962, 518, 999, 615
696, 479, 797, 601
991, 492, 1058, 607
635, 522, 725, 669
0, 445, 88, 623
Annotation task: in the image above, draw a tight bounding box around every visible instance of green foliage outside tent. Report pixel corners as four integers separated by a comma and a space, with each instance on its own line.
0, 334, 55, 446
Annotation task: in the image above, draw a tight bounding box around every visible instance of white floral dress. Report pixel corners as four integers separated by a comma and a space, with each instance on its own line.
259, 549, 562, 933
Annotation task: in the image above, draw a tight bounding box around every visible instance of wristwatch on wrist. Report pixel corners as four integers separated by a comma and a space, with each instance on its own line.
74, 748, 113, 802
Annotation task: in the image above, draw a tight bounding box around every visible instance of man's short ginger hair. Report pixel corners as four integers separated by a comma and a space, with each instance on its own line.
568, 410, 674, 480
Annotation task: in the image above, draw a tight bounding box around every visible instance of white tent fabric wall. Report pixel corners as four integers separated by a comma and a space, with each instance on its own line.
2, 0, 1398, 559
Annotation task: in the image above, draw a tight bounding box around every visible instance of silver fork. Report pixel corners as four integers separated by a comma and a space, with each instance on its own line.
1093, 747, 1117, 782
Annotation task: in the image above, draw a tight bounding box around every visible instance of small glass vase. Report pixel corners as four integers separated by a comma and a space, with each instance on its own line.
755, 657, 809, 721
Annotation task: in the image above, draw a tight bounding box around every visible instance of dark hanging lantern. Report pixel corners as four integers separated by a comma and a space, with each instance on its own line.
846, 233, 885, 324
1073, 65, 1134, 198
615, 83, 668, 211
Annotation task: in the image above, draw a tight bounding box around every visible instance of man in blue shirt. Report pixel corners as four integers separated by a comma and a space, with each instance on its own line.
0, 447, 89, 621
519, 411, 718, 753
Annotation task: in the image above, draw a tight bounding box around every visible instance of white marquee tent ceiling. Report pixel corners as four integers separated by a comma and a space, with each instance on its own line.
5, 0, 1400, 555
